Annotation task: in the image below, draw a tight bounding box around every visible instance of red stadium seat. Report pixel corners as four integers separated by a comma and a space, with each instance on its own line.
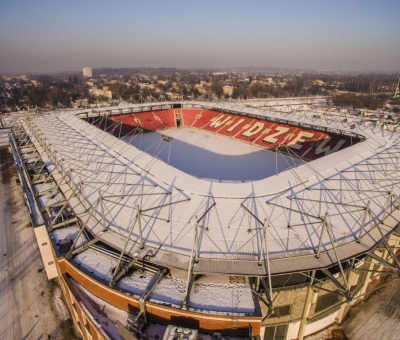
102, 109, 360, 160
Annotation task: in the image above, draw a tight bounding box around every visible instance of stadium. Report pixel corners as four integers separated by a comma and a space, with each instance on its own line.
9, 99, 400, 340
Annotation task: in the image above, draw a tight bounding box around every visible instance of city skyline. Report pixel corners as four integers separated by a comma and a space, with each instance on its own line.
1, 0, 399, 74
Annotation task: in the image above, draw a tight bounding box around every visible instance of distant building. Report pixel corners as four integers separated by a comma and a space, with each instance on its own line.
200, 81, 211, 87
89, 88, 112, 99
72, 98, 88, 109
223, 85, 234, 96
194, 84, 207, 94
82, 67, 92, 78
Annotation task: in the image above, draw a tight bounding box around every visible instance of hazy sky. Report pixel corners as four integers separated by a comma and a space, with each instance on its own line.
0, 0, 399, 73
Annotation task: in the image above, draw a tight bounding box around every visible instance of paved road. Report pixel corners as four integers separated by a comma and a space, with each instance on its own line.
0, 146, 75, 340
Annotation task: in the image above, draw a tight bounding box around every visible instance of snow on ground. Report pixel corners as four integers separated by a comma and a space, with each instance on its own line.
126, 128, 302, 182
0, 113, 22, 146
0, 129, 9, 146
53, 285, 71, 321
72, 249, 117, 281
0, 145, 78, 339
51, 225, 87, 248
1, 113, 20, 127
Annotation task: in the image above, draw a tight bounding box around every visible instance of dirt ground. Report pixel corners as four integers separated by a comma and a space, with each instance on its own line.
1, 133, 400, 340
306, 275, 400, 340
0, 145, 79, 340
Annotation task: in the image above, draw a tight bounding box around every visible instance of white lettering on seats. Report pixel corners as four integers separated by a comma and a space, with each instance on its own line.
284, 133, 295, 142
263, 126, 290, 144
315, 137, 346, 155
210, 115, 231, 128
242, 122, 265, 137
227, 118, 245, 132
263, 128, 271, 135
288, 131, 315, 150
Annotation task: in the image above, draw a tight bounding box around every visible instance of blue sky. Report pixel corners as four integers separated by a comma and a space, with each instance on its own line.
0, 0, 399, 73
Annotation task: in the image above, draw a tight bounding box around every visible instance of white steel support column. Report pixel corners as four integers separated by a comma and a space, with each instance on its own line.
316, 213, 327, 258
111, 210, 139, 284
258, 218, 267, 265
357, 200, 370, 243
99, 190, 107, 231
264, 218, 273, 304
137, 205, 144, 249
79, 176, 88, 211
182, 216, 198, 310
195, 215, 199, 263
382, 186, 394, 222
66, 198, 101, 259
297, 270, 316, 340
324, 213, 351, 300
258, 218, 274, 312
50, 182, 78, 226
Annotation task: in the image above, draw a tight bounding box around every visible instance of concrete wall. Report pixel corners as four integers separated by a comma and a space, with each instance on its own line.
304, 312, 337, 337
33, 225, 58, 279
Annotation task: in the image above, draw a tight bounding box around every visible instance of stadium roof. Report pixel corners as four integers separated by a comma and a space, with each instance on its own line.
22, 101, 400, 276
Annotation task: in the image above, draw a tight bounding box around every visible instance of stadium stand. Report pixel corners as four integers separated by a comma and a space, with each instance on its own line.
179, 108, 204, 126
109, 110, 176, 132
157, 109, 176, 127
102, 109, 360, 161
189, 109, 221, 129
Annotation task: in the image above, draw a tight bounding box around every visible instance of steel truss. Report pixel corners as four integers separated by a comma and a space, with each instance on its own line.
9, 101, 400, 339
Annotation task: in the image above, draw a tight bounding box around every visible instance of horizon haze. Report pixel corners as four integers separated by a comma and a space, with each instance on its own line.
1, 0, 399, 74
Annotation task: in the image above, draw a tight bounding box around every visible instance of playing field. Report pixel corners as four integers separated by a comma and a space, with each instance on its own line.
127, 127, 303, 182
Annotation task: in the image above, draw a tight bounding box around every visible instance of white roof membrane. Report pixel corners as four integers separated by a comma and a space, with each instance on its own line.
21, 102, 400, 276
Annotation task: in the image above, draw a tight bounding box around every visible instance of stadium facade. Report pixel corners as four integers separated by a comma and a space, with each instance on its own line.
9, 100, 400, 340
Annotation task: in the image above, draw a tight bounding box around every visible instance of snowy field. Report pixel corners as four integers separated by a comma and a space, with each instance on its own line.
126, 128, 302, 182
0, 113, 23, 146
0, 144, 75, 340
0, 129, 9, 146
